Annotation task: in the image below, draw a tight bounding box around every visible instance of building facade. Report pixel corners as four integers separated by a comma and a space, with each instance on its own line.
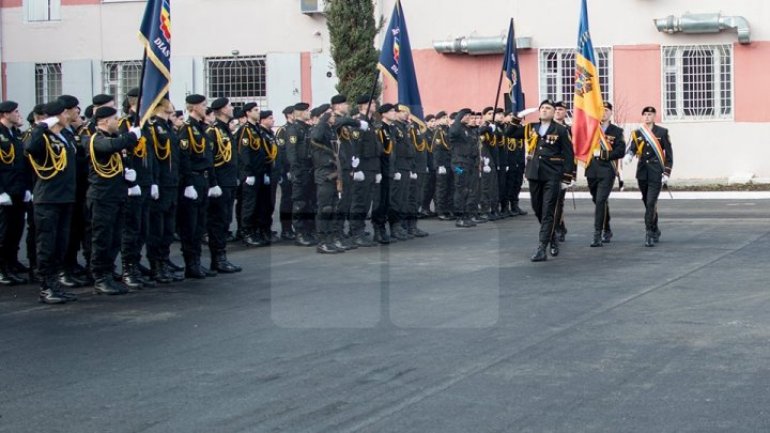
1, 0, 769, 182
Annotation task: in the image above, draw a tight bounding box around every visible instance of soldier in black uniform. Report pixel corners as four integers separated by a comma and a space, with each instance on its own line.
348, 95, 380, 247
0, 101, 32, 285
237, 103, 269, 247
310, 107, 342, 253
285, 102, 317, 246
624, 106, 673, 247
371, 104, 396, 244
432, 112, 453, 220
178, 94, 218, 278
503, 112, 528, 217
389, 107, 414, 240
87, 106, 141, 294
145, 99, 182, 283
403, 106, 429, 237
258, 110, 280, 244
449, 109, 478, 228
275, 106, 295, 241
511, 100, 575, 262
205, 97, 241, 273
479, 107, 500, 220
330, 95, 357, 249
586, 102, 626, 247
552, 101, 572, 242
20, 105, 46, 282
25, 101, 79, 304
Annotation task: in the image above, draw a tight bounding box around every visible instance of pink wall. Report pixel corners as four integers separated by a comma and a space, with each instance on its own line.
300, 52, 312, 105
734, 41, 770, 122
612, 44, 661, 124
1, 0, 100, 6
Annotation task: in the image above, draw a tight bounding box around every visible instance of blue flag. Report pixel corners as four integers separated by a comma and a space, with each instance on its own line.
502, 19, 524, 114
377, 0, 423, 121
137, 0, 172, 127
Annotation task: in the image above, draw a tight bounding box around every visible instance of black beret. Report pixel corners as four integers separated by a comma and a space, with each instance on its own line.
553, 101, 567, 109
33, 104, 46, 115
294, 102, 310, 111
602, 102, 613, 110
482, 106, 494, 115
232, 108, 244, 119
495, 108, 505, 114
539, 99, 556, 109
92, 94, 114, 106
185, 94, 206, 105
26, 111, 35, 125
205, 107, 214, 116
330, 94, 347, 105
0, 100, 18, 113
43, 101, 65, 116
127, 88, 140, 98
84, 105, 94, 118
456, 108, 472, 118
93, 106, 118, 120
377, 103, 395, 114
210, 97, 229, 111
58, 95, 79, 109
318, 103, 331, 114
174, 110, 183, 117
259, 110, 273, 120
425, 114, 435, 122
449, 112, 457, 120
356, 95, 371, 105
642, 106, 656, 114
435, 111, 447, 119
242, 102, 258, 113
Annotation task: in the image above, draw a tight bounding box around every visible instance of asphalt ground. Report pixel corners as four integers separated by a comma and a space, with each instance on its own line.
2, 198, 770, 432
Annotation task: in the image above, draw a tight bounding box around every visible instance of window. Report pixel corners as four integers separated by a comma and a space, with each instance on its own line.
35, 63, 62, 104
103, 61, 143, 99
25, 0, 61, 22
662, 45, 733, 121
205, 56, 267, 108
538, 47, 612, 116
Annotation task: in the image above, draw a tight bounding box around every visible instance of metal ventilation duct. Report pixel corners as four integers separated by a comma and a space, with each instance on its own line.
654, 13, 750, 44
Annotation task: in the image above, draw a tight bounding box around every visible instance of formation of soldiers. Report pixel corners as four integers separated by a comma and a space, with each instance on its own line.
0, 88, 673, 305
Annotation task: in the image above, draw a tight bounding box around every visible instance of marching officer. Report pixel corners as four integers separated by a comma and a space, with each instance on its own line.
623, 106, 674, 247
552, 101, 572, 242
285, 102, 317, 247
512, 99, 575, 262
205, 97, 241, 273
586, 102, 626, 247
0, 101, 32, 285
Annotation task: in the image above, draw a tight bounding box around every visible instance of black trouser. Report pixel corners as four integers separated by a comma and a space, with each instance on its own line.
336, 171, 353, 235
235, 184, 243, 235
147, 186, 177, 262
588, 175, 614, 232
0, 195, 26, 269
122, 188, 150, 265
506, 165, 525, 208
279, 177, 293, 233
406, 172, 420, 222
208, 186, 235, 255
497, 165, 508, 211
371, 175, 390, 227
291, 169, 315, 235
453, 165, 474, 218
25, 201, 36, 268
89, 198, 124, 275
390, 169, 410, 222
529, 179, 560, 244
315, 180, 338, 236
421, 169, 436, 213
554, 189, 567, 233
178, 176, 209, 261
34, 203, 72, 279
480, 166, 498, 213
64, 191, 88, 270
259, 178, 275, 235
350, 170, 377, 236
435, 169, 453, 215
638, 179, 661, 232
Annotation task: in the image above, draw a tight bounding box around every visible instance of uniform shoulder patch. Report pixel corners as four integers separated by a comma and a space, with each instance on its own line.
289, 135, 297, 144
180, 139, 189, 150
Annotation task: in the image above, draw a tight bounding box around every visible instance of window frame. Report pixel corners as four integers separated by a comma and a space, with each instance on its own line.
102, 60, 143, 102
204, 55, 268, 108
537, 47, 613, 118
34, 63, 62, 105
24, 0, 61, 22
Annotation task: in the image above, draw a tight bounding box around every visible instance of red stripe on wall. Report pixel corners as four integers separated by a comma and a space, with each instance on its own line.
300, 52, 312, 106
1, 0, 23, 8
734, 41, 770, 122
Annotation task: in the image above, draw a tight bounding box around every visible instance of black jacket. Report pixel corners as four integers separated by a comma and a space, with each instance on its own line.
207, 119, 238, 187
0, 123, 31, 196
236, 121, 269, 181
512, 122, 575, 182
86, 129, 137, 201
25, 124, 77, 204
178, 117, 216, 187
146, 117, 181, 188
585, 123, 626, 179
628, 124, 673, 181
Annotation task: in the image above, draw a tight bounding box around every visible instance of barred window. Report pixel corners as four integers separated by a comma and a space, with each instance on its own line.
662, 45, 732, 121
205, 56, 267, 108
538, 47, 612, 116
25, 0, 60, 22
103, 61, 142, 100
35, 63, 62, 104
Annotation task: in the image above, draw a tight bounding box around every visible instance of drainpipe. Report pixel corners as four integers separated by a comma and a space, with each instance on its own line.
654, 13, 751, 44
433, 36, 533, 55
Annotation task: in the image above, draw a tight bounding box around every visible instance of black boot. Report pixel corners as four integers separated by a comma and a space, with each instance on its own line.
531, 243, 548, 262
409, 219, 429, 237
317, 235, 343, 254
645, 231, 655, 247
280, 230, 297, 241
39, 277, 68, 304
512, 202, 528, 216
0, 266, 18, 286
212, 252, 241, 273
353, 232, 377, 247
58, 270, 83, 289
294, 233, 316, 247
150, 260, 173, 284
601, 229, 613, 244
121, 262, 144, 290
390, 223, 410, 241
184, 257, 206, 279
373, 225, 390, 245
93, 274, 126, 295
653, 227, 661, 243
590, 231, 603, 247
549, 235, 560, 257
166, 258, 184, 272
244, 231, 268, 247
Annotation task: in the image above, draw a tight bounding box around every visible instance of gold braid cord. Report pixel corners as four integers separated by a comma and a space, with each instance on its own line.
0, 141, 15, 165
264, 136, 277, 163
378, 130, 393, 155
89, 134, 123, 179
209, 127, 232, 167
187, 127, 206, 154
411, 128, 427, 152
525, 124, 538, 155
28, 135, 67, 180
150, 125, 171, 161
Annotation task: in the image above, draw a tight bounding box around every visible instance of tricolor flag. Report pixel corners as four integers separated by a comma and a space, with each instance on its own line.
502, 19, 525, 114
571, 0, 605, 163
377, 0, 423, 122
137, 0, 172, 127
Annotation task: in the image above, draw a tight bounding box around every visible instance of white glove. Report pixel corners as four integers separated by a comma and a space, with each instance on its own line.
124, 168, 137, 182
506, 166, 510, 172
42, 117, 59, 128
393, 172, 402, 181
623, 154, 634, 165
483, 165, 492, 174
286, 172, 292, 181
351, 156, 360, 168
263, 174, 271, 185
483, 157, 490, 165
0, 192, 11, 206
150, 184, 159, 200
409, 171, 417, 180
23, 190, 33, 203
375, 173, 382, 184
128, 126, 142, 139
359, 120, 369, 131
183, 185, 198, 200
662, 174, 669, 186
560, 180, 576, 191
127, 185, 142, 197
438, 166, 447, 175
245, 176, 256, 186
208, 185, 223, 198
489, 124, 496, 132
353, 171, 365, 182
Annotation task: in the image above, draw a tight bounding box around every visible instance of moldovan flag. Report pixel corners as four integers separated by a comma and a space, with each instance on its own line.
571, 0, 604, 163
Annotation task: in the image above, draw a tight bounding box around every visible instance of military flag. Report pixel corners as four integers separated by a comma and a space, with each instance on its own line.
137, 0, 172, 127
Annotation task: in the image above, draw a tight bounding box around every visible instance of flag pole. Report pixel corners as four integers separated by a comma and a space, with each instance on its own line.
491, 18, 513, 125
364, 71, 379, 118
134, 50, 148, 127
